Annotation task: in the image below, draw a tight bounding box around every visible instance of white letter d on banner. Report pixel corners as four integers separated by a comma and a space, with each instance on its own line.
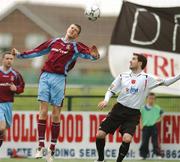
130, 8, 161, 45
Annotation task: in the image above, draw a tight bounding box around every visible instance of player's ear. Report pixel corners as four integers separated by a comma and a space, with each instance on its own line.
139, 62, 143, 69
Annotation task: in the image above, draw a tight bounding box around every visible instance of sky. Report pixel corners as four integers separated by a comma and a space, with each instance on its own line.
1, 0, 180, 16
0, 0, 122, 16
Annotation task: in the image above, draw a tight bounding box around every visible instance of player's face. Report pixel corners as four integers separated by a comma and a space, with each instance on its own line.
66, 24, 80, 40
147, 95, 156, 106
129, 55, 140, 70
2, 54, 14, 68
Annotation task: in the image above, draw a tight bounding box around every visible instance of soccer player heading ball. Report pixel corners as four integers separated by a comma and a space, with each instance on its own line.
12, 24, 100, 162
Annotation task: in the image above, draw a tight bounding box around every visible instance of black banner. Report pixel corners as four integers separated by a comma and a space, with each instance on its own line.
111, 1, 180, 53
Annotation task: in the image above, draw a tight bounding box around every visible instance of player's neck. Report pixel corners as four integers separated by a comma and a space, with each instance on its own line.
2, 66, 11, 72
64, 35, 75, 42
131, 69, 142, 74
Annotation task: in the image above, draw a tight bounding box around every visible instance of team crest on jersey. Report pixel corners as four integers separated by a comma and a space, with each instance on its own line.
10, 76, 14, 82
66, 44, 71, 51
131, 80, 136, 84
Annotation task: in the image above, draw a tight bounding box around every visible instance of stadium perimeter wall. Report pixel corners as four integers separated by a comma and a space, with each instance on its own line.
1, 111, 179, 160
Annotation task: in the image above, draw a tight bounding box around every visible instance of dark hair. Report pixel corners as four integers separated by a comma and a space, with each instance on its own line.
1, 51, 13, 59
133, 53, 147, 70
74, 24, 81, 34
147, 92, 156, 98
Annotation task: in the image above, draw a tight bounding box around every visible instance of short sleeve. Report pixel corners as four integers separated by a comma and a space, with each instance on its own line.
147, 74, 164, 89
108, 74, 122, 94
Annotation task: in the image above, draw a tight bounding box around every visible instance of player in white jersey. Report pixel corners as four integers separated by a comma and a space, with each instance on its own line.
94, 53, 180, 162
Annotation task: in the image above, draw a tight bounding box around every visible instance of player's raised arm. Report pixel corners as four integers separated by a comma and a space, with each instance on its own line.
11, 48, 19, 56
162, 74, 180, 86
148, 74, 180, 89
89, 45, 100, 59
12, 39, 53, 59
77, 42, 100, 60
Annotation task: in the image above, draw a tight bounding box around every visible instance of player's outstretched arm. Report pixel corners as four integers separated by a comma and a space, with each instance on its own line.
163, 74, 180, 86
77, 42, 100, 60
149, 74, 180, 89
11, 39, 52, 59
89, 45, 100, 59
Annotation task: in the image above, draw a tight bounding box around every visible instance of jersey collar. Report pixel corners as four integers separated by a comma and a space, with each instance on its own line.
0, 66, 12, 74
61, 37, 76, 43
130, 70, 144, 77
145, 105, 153, 111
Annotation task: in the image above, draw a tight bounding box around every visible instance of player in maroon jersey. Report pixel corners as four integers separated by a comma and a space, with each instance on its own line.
12, 24, 100, 162
0, 51, 24, 148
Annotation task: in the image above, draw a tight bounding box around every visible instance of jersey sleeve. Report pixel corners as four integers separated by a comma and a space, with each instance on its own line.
147, 74, 180, 89
108, 74, 122, 94
76, 42, 96, 60
17, 39, 53, 59
14, 72, 25, 94
163, 74, 180, 86
147, 74, 164, 89
104, 75, 122, 102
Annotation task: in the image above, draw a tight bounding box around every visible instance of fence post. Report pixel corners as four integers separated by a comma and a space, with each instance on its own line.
67, 96, 72, 111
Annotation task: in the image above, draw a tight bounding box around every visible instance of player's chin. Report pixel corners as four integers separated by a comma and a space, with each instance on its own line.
68, 34, 76, 40
7, 64, 12, 68
67, 33, 73, 37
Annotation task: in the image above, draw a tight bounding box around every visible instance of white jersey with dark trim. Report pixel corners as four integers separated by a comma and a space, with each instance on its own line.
106, 71, 164, 109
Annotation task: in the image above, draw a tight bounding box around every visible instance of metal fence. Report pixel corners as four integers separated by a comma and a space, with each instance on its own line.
14, 95, 180, 112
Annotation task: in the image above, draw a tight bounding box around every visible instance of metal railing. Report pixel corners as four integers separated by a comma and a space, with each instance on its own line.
14, 95, 180, 112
